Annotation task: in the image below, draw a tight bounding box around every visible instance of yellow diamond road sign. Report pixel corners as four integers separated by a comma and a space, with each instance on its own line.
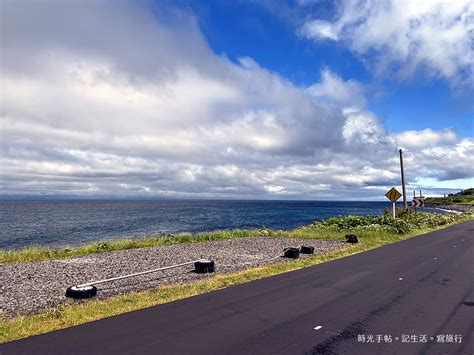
385, 187, 402, 202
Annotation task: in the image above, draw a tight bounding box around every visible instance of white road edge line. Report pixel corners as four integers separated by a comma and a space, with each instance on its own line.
314, 326, 323, 330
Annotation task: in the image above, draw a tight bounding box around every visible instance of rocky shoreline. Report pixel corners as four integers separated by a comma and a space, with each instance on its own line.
426, 204, 473, 213
0, 237, 345, 319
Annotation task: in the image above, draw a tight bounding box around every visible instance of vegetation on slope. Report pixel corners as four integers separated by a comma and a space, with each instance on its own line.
425, 188, 474, 206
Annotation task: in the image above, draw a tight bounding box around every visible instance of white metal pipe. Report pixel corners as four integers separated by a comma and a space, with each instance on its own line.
78, 259, 207, 288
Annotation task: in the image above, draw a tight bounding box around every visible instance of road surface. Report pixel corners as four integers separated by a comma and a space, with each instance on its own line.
1, 220, 473, 354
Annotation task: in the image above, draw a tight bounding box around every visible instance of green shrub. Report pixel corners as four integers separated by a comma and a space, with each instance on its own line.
302, 209, 463, 235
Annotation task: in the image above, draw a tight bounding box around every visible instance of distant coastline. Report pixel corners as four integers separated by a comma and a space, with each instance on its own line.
424, 188, 473, 213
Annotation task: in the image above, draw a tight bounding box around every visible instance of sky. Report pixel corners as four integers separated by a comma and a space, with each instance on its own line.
0, 0, 473, 200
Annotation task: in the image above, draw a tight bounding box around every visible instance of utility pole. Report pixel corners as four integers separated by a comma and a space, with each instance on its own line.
399, 149, 408, 209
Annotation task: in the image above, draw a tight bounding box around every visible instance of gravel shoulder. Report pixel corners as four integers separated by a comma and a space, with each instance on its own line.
0, 237, 345, 319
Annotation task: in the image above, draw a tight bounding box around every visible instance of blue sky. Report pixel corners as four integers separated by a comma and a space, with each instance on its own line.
183, 0, 473, 136
180, 1, 367, 85
0, 0, 473, 199
368, 81, 473, 136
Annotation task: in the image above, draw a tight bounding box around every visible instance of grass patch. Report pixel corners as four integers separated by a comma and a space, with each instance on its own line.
0, 228, 343, 264
1, 213, 470, 343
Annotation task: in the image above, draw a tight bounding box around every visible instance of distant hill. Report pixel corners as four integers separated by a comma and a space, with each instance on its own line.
425, 188, 474, 207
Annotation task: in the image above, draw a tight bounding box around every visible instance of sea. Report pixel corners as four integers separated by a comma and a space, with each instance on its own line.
0, 199, 440, 250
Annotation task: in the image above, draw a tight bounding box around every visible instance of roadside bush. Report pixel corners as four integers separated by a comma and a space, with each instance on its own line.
304, 210, 463, 235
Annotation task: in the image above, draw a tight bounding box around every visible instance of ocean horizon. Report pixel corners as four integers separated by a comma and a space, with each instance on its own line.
0, 199, 431, 250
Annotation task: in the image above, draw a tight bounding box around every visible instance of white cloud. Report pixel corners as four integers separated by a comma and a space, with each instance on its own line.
301, 20, 339, 40
391, 128, 458, 149
342, 109, 386, 145
300, 0, 474, 85
0, 0, 471, 199
416, 138, 473, 181
306, 69, 366, 107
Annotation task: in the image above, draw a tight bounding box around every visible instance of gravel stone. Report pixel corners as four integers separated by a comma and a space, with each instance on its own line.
0, 237, 345, 318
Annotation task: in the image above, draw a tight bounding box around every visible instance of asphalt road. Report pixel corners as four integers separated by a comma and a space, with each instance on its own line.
2, 220, 473, 354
